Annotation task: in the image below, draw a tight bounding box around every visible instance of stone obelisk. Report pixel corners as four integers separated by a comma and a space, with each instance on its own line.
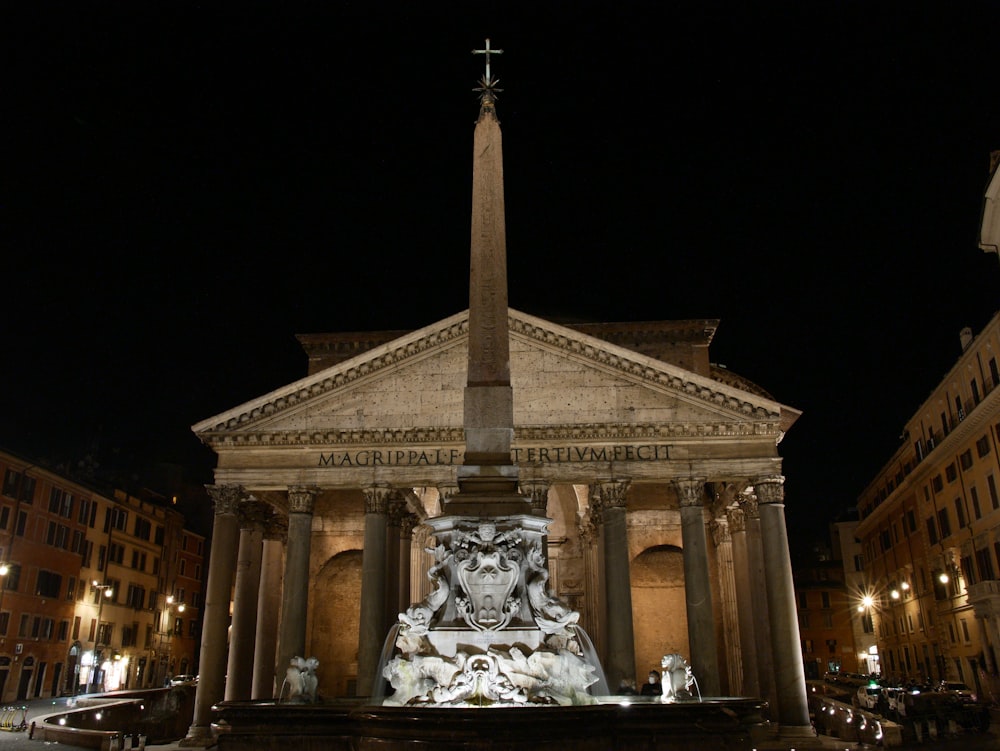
381, 42, 598, 707
446, 39, 530, 517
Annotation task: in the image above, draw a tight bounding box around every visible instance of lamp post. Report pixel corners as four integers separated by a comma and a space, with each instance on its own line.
89, 580, 113, 693
0, 563, 9, 646
163, 595, 185, 683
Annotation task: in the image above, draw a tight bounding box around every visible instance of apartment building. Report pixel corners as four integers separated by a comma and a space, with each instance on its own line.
794, 534, 862, 679
0, 449, 204, 700
855, 317, 1000, 700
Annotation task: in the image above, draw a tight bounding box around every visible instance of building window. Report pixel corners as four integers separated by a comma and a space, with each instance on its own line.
104, 507, 127, 532
933, 475, 944, 492
134, 517, 151, 540
2, 471, 35, 503
977, 435, 991, 458
108, 543, 125, 565
938, 509, 952, 538
821, 592, 831, 609
972, 487, 982, 520
35, 570, 62, 598
955, 498, 967, 528
126, 584, 145, 610
976, 547, 995, 581
58, 620, 69, 641
4, 565, 21, 592
960, 450, 974, 471
946, 463, 958, 482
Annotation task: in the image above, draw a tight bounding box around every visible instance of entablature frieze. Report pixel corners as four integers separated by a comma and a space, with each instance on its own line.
198, 421, 783, 450
209, 458, 780, 496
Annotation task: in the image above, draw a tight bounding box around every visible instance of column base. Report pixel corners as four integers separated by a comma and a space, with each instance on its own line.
179, 725, 217, 748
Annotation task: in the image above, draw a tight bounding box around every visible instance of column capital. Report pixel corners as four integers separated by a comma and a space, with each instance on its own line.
590, 478, 631, 509
753, 476, 785, 505
363, 483, 394, 515
387, 495, 410, 527
288, 485, 320, 514
206, 484, 246, 516
519, 480, 551, 514
236, 498, 272, 530
399, 512, 419, 538
263, 514, 288, 542
674, 478, 707, 508
710, 517, 731, 547
578, 514, 599, 544
727, 504, 746, 533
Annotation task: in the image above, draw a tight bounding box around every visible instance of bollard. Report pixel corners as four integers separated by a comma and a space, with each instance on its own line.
28, 721, 35, 739
927, 718, 937, 739
138, 734, 147, 751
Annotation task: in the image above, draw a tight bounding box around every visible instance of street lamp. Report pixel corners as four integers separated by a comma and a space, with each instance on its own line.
0, 563, 9, 645
88, 580, 113, 693
162, 595, 185, 682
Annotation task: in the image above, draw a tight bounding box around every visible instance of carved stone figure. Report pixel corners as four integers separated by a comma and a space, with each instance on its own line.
660, 653, 695, 702
524, 546, 580, 634
285, 655, 319, 702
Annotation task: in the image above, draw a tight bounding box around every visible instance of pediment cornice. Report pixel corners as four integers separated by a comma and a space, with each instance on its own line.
193, 309, 791, 437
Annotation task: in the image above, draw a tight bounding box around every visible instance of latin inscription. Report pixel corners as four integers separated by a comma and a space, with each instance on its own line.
317, 444, 669, 467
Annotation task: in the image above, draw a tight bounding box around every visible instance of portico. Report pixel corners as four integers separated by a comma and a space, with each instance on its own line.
180, 308, 809, 741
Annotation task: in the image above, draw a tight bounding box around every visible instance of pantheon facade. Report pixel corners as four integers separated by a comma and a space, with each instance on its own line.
184, 308, 806, 732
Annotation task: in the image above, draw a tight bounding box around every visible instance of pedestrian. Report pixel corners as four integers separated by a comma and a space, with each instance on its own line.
640, 669, 662, 696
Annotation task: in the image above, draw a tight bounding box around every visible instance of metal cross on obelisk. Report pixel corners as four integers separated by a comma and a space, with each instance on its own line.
472, 38, 503, 82
472, 38, 504, 101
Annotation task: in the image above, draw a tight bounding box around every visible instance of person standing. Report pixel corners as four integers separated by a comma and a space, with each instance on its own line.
640, 669, 662, 696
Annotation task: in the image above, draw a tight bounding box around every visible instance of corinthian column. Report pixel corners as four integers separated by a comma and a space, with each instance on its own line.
756, 476, 810, 731
743, 493, 775, 711
727, 503, 760, 698
676, 478, 721, 696
225, 499, 268, 701
182, 484, 243, 747
398, 512, 418, 616
275, 485, 318, 693
253, 515, 286, 699
356, 483, 393, 696
711, 516, 741, 695
592, 478, 635, 690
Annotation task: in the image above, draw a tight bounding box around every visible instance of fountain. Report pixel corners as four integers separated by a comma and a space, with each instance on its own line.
211, 39, 771, 751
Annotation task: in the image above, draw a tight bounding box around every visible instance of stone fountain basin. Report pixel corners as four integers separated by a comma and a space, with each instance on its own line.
214, 696, 767, 751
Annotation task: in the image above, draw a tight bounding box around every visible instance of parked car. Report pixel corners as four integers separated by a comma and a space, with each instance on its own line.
169, 674, 198, 686
936, 681, 977, 703
880, 686, 904, 714
856, 685, 881, 710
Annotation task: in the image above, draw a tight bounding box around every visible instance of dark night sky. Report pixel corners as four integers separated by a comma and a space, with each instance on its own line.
5, 2, 1000, 543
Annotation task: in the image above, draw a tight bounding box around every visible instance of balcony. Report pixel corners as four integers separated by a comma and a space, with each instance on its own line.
967, 579, 1000, 617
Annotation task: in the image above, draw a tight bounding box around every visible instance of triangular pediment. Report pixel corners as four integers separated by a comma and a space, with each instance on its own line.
193, 309, 799, 449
